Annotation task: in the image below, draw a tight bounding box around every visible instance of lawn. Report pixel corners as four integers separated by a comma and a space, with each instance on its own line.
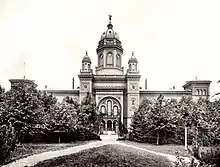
119, 140, 190, 157
32, 144, 173, 167
4, 141, 91, 165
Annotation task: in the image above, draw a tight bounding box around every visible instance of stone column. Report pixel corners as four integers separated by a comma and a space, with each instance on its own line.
111, 120, 113, 131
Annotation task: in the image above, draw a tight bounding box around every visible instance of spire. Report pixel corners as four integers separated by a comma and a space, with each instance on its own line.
107, 14, 113, 29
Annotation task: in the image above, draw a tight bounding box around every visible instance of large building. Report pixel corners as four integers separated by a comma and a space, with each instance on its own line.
42, 16, 211, 133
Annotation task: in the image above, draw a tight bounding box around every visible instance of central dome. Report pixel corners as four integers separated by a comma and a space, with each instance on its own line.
97, 15, 123, 53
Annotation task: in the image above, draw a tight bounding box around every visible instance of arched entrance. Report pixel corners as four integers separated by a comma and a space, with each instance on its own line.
113, 120, 118, 131
107, 120, 112, 131
98, 96, 121, 135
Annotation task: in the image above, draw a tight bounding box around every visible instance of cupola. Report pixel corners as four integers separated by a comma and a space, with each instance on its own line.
128, 51, 138, 73
81, 51, 92, 72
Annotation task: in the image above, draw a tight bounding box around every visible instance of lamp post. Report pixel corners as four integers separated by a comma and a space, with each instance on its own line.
185, 125, 188, 150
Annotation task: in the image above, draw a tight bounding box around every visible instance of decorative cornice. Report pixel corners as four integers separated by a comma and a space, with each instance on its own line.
93, 75, 126, 81
140, 90, 192, 95
182, 80, 212, 89
95, 66, 124, 71
78, 73, 93, 79
94, 85, 125, 90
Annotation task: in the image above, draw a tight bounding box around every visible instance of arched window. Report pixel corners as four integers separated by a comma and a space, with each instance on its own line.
113, 106, 118, 116
132, 63, 136, 71
129, 64, 132, 70
116, 54, 121, 67
84, 63, 88, 71
196, 89, 199, 95
200, 89, 203, 95
107, 100, 112, 116
101, 106, 106, 114
132, 99, 135, 105
107, 52, 113, 66
99, 54, 103, 66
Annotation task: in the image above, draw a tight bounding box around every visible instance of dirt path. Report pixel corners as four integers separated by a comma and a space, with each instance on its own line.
3, 135, 190, 167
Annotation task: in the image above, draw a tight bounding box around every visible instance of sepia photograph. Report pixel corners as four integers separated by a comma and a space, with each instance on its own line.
0, 0, 220, 166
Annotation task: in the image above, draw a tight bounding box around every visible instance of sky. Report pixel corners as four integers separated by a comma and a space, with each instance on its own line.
0, 0, 220, 98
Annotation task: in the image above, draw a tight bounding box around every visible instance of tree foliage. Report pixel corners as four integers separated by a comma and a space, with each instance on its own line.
0, 83, 101, 164
129, 95, 220, 147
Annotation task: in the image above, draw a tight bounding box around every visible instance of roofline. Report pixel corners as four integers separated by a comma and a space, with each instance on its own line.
182, 80, 212, 88
140, 90, 192, 95
46, 89, 79, 94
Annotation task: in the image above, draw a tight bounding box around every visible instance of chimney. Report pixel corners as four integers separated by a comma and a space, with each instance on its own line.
72, 77, 74, 89
145, 78, 147, 89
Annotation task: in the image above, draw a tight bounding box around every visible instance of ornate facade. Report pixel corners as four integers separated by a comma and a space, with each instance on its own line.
46, 16, 211, 134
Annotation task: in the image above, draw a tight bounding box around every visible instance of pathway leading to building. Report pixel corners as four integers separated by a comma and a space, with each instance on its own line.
3, 135, 191, 167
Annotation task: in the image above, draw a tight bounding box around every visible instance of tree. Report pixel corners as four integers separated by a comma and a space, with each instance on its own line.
129, 98, 153, 142
129, 96, 180, 145
0, 86, 16, 165
1, 81, 44, 142
80, 92, 101, 132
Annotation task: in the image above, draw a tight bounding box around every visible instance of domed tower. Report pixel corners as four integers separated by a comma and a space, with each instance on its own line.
128, 51, 138, 73
81, 51, 92, 72
79, 51, 93, 102
96, 15, 124, 75
126, 51, 140, 130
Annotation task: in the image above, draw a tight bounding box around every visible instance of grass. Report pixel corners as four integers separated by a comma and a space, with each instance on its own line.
120, 140, 190, 157
32, 144, 173, 167
4, 141, 92, 165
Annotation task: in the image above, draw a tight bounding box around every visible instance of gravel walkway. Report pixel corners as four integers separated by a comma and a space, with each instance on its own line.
2, 135, 190, 167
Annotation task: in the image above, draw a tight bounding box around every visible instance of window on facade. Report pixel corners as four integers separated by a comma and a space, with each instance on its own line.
113, 106, 118, 116
101, 106, 106, 114
204, 90, 206, 95
196, 89, 199, 95
84, 64, 88, 71
132, 63, 135, 71
116, 54, 121, 67
107, 52, 113, 65
99, 54, 103, 66
132, 99, 135, 105
107, 100, 112, 116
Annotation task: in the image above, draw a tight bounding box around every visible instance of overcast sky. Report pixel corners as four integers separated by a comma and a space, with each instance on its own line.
0, 0, 220, 98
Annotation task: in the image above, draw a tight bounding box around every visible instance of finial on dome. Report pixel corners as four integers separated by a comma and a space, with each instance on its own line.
107, 15, 113, 29
109, 14, 112, 23
132, 51, 134, 57
86, 50, 88, 56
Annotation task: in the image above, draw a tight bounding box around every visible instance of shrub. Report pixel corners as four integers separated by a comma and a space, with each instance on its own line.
187, 146, 220, 167
199, 147, 220, 166
0, 121, 16, 165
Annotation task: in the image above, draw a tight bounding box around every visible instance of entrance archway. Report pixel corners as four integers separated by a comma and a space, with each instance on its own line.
98, 96, 121, 134
107, 120, 112, 131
